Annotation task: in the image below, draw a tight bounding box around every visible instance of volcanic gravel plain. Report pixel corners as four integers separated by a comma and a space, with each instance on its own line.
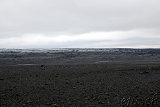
0, 48, 160, 107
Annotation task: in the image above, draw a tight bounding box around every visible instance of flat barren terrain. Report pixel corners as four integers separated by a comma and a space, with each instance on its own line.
0, 49, 160, 107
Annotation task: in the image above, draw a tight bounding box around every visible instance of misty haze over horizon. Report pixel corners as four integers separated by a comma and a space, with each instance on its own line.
0, 0, 160, 48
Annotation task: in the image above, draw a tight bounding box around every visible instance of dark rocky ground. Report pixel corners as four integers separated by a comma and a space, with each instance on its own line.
0, 48, 160, 107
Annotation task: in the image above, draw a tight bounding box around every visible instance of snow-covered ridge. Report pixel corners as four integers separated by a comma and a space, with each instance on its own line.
0, 48, 119, 53
0, 48, 160, 53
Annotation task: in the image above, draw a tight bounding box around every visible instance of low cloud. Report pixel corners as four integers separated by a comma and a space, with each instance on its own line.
0, 30, 160, 48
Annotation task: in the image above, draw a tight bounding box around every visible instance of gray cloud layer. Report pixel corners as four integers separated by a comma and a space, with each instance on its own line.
0, 0, 160, 48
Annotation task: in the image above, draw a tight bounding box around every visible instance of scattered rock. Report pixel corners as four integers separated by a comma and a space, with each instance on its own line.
15, 93, 20, 97
55, 74, 59, 77
50, 104, 60, 107
98, 101, 104, 104
66, 81, 69, 84
88, 104, 96, 107
79, 82, 83, 85
104, 92, 109, 95
4, 88, 13, 91
140, 71, 149, 74
0, 78, 4, 80
22, 104, 26, 106
45, 102, 52, 106
40, 65, 44, 67
73, 87, 76, 89
44, 83, 49, 85
27, 100, 32, 104
41, 85, 45, 89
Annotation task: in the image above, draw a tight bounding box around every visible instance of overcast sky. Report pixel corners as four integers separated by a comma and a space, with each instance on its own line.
0, 0, 160, 48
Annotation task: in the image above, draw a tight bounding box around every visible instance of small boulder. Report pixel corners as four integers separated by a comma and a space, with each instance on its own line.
40, 65, 44, 67
0, 78, 4, 80
139, 71, 149, 74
